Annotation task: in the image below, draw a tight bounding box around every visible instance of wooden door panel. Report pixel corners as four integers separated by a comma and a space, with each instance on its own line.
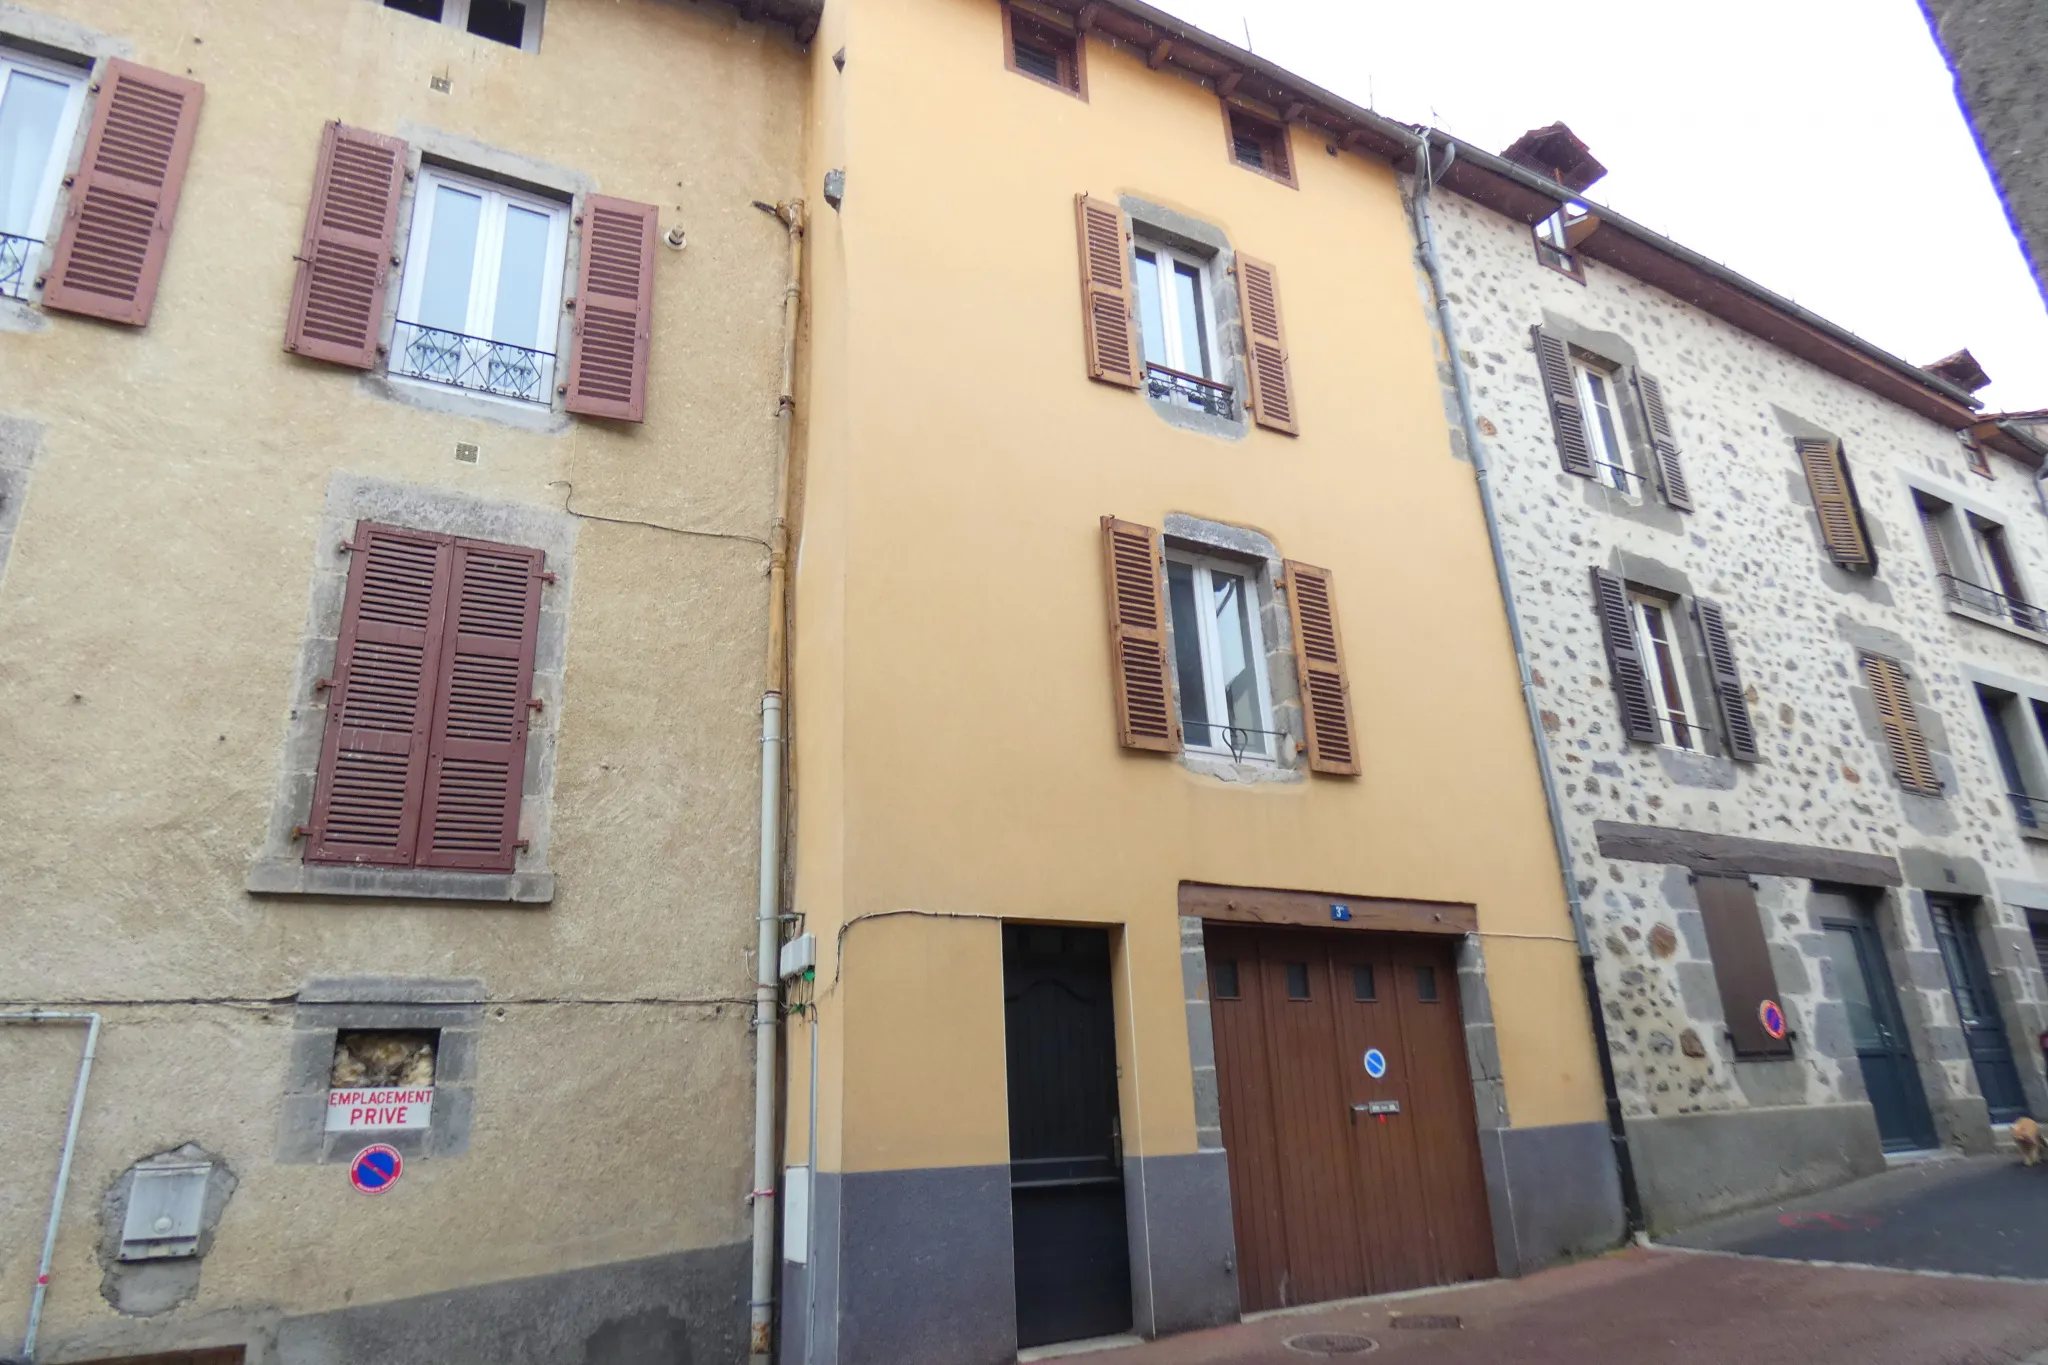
1389, 941, 1495, 1285
1207, 929, 1287, 1313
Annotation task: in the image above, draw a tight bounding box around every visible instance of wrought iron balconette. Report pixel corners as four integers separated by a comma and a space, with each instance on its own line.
1937, 573, 2048, 634
1145, 363, 1238, 421
1, 232, 41, 301
391, 320, 556, 406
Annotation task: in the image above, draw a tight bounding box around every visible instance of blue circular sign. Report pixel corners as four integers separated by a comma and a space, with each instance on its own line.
350, 1143, 403, 1195
1363, 1048, 1388, 1079
1759, 999, 1788, 1042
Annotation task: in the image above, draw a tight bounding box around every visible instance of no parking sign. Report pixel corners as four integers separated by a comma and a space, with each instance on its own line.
350, 1143, 403, 1195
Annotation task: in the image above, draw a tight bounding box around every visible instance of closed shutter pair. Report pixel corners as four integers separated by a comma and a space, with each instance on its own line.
1588, 568, 1759, 761
282, 122, 659, 422
1796, 436, 1877, 570
1861, 655, 1940, 796
1101, 517, 1357, 774
1076, 194, 1297, 435
303, 521, 547, 874
1531, 328, 1691, 510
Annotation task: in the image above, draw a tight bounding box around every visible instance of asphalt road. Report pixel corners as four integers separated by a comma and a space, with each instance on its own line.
1660, 1152, 2048, 1280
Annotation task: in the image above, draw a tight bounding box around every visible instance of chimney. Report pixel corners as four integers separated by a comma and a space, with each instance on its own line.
1501, 123, 1607, 193
1924, 348, 1992, 393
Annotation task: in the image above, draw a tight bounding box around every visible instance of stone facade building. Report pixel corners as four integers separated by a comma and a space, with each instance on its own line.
0, 1, 814, 1361
1414, 127, 2048, 1231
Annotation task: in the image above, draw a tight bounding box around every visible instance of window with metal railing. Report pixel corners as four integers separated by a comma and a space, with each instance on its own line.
1939, 573, 2048, 634
1133, 237, 1239, 422
1574, 360, 1640, 496
390, 167, 568, 406
0, 49, 89, 301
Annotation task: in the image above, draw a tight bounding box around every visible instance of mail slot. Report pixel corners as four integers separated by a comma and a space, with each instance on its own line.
1355, 1100, 1401, 1116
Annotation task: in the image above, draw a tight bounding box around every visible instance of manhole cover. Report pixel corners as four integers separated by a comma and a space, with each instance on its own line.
1282, 1332, 1379, 1356
1389, 1313, 1462, 1330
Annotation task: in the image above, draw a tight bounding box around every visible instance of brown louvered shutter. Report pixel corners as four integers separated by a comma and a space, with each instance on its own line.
418, 539, 544, 872
565, 195, 658, 422
41, 60, 203, 326
1238, 255, 1298, 435
1076, 194, 1141, 388
1917, 499, 1956, 582
1101, 517, 1179, 752
1695, 874, 1792, 1059
283, 122, 407, 368
1635, 372, 1693, 511
1532, 327, 1595, 478
1692, 598, 1759, 762
306, 524, 452, 866
1285, 562, 1358, 775
1862, 654, 1940, 796
1590, 568, 1661, 744
1797, 437, 1873, 569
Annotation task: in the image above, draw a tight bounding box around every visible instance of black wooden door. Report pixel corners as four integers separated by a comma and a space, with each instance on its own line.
1929, 897, 2028, 1122
1004, 925, 1131, 1349
1819, 899, 1936, 1151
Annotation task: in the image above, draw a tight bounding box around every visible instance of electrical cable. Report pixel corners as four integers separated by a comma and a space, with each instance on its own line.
548, 479, 773, 551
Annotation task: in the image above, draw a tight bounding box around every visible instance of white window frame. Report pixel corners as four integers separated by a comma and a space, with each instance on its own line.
0, 47, 89, 296
1573, 359, 1638, 497
381, 0, 546, 52
392, 165, 570, 404
1165, 549, 1277, 763
1133, 237, 1223, 386
1631, 593, 1701, 751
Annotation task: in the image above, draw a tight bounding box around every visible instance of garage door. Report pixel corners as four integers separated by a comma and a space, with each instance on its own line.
1205, 926, 1495, 1312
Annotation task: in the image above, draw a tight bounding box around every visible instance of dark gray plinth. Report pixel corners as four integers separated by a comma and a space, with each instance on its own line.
1625, 1102, 1886, 1234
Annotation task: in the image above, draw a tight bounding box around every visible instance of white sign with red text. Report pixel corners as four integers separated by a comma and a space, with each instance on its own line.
326, 1087, 435, 1132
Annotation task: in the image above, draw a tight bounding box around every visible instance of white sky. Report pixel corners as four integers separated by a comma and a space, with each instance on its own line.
1154, 0, 2048, 411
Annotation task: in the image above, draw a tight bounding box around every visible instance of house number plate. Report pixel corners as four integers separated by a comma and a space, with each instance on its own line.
1356, 1100, 1401, 1116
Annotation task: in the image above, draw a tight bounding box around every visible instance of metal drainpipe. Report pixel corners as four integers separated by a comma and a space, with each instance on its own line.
1406, 131, 1646, 1235
750, 198, 806, 1362
3, 1010, 102, 1365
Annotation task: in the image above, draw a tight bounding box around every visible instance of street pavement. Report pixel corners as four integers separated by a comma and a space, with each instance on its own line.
1069, 1154, 2048, 1365
1661, 1151, 2048, 1280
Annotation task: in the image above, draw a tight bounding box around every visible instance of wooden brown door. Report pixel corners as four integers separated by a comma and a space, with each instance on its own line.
1207, 926, 1495, 1312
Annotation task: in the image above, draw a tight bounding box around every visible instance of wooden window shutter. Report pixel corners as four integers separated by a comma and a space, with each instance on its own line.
1532, 327, 1594, 478
1691, 598, 1759, 762
41, 59, 204, 326
1917, 500, 1955, 581
1797, 437, 1874, 569
1695, 874, 1791, 1059
305, 524, 453, 866
418, 539, 545, 872
1075, 194, 1141, 388
1862, 654, 1941, 796
1238, 254, 1298, 435
565, 195, 659, 422
1285, 561, 1358, 775
1100, 517, 1179, 752
283, 122, 408, 368
1590, 568, 1661, 744
1635, 372, 1693, 511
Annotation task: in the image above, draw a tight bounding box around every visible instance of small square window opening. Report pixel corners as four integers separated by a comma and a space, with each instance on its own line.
0, 48, 90, 301
393, 166, 569, 405
384, 0, 542, 50
1003, 5, 1083, 96
1227, 107, 1294, 187
467, 0, 530, 45
1165, 550, 1278, 762
1415, 965, 1439, 1003
331, 1029, 440, 1088
1533, 204, 1592, 281
1573, 358, 1637, 495
1631, 592, 1703, 751
1133, 238, 1235, 419
1211, 957, 1240, 999
1352, 964, 1376, 1002
1284, 961, 1311, 1000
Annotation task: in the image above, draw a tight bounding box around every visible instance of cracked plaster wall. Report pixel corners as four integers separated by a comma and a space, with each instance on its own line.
1423, 187, 2048, 1131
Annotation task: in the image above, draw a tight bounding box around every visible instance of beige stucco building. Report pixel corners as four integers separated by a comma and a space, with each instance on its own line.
0, 1, 812, 1361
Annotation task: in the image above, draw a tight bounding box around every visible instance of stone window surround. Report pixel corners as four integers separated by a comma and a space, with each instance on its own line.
1535, 310, 1682, 531
245, 471, 575, 904
1898, 467, 2048, 647
1119, 195, 1251, 444
350, 123, 597, 434
277, 977, 481, 1165
1961, 661, 2048, 841
1836, 617, 1957, 823
1605, 550, 1739, 772
1161, 513, 1303, 784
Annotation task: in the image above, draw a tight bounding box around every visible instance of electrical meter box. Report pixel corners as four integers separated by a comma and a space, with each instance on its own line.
119, 1161, 212, 1260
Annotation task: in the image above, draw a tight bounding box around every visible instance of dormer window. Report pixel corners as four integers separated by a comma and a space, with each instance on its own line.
1226, 107, 1295, 188
1002, 3, 1084, 97
1535, 203, 1593, 282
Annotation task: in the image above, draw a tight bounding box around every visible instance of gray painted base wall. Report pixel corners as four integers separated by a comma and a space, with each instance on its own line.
273, 1240, 748, 1365
1626, 1102, 1886, 1233
1480, 1120, 1626, 1276
1124, 1151, 1240, 1337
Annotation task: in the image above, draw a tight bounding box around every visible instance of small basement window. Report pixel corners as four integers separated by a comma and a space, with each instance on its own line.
1002, 3, 1083, 97
1226, 106, 1295, 187
328, 1030, 439, 1133
382, 0, 545, 51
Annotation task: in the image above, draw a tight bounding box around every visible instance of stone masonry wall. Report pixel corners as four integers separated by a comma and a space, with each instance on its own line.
1422, 186, 2048, 1134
